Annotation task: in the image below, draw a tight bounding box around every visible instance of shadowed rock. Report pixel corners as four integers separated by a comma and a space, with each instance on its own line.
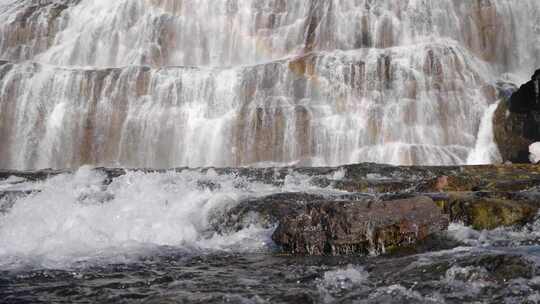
494, 71, 540, 163
493, 98, 534, 163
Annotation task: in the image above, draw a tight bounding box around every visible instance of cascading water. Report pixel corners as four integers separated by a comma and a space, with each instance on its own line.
0, 0, 539, 169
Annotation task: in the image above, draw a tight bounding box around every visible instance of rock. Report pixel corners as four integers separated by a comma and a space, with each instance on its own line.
460, 254, 534, 282
494, 71, 540, 163
271, 196, 449, 256
435, 192, 539, 230
0, 168, 66, 181
212, 192, 371, 234
508, 69, 540, 114
493, 98, 533, 163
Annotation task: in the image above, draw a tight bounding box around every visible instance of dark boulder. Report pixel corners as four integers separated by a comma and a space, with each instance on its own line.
494, 69, 540, 163
211, 192, 372, 234
508, 69, 540, 114
494, 98, 534, 163
271, 196, 449, 256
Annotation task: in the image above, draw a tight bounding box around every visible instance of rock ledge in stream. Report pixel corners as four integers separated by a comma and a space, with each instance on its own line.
272, 196, 449, 256
4, 163, 540, 255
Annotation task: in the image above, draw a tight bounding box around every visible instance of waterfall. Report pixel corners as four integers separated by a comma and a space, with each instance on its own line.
1, 0, 539, 169
466, 102, 502, 165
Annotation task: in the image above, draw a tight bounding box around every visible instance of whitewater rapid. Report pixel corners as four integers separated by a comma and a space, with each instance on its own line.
0, 166, 348, 268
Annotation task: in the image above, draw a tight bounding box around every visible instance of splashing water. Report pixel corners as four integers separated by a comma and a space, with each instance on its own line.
0, 166, 342, 269
317, 264, 370, 302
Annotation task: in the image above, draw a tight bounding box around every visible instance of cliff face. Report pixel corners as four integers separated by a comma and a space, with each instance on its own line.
0, 0, 539, 169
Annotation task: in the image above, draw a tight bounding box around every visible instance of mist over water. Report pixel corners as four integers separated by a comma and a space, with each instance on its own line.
0, 0, 539, 169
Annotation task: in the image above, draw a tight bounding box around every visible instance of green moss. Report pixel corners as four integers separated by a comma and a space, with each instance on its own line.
464, 199, 536, 230
470, 202, 498, 230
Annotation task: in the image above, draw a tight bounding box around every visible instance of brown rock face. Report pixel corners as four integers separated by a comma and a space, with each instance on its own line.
271, 196, 449, 256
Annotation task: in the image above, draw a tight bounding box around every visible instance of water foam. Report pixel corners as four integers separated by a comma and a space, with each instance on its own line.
317, 265, 369, 303
0, 166, 333, 269
447, 218, 540, 248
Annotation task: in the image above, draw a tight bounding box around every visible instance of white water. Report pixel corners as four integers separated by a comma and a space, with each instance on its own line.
0, 167, 342, 268
0, 0, 539, 169
466, 102, 503, 165
317, 265, 370, 303
530, 142, 540, 164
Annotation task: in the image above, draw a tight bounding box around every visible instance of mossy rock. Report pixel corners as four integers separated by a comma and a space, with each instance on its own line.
420, 165, 540, 193
443, 195, 539, 230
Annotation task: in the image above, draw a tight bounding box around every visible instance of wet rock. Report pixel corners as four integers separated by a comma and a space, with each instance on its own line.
213, 192, 316, 233
494, 71, 540, 163
493, 99, 534, 163
212, 192, 372, 234
460, 254, 534, 282
0, 168, 65, 181
379, 233, 463, 257
418, 164, 540, 192
437, 193, 539, 230
272, 196, 449, 256
0, 190, 34, 214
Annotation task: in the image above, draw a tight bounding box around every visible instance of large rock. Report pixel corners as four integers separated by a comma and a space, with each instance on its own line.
494, 73, 540, 163
434, 192, 540, 230
271, 196, 449, 256
493, 99, 534, 163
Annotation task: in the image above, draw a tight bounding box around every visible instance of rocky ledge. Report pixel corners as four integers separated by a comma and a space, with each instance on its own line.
2, 163, 540, 256
272, 196, 449, 255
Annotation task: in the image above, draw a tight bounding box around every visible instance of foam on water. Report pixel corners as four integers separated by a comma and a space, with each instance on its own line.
367, 284, 443, 304
447, 217, 540, 248
317, 265, 369, 303
320, 265, 369, 290
443, 265, 494, 297
0, 166, 338, 269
